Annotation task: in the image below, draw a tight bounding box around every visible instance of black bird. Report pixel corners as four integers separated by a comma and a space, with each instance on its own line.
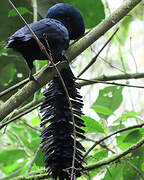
7, 3, 85, 180
6, 3, 85, 81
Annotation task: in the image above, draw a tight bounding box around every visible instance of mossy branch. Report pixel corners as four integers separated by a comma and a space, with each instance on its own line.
79, 72, 144, 86
12, 136, 144, 180
85, 137, 144, 171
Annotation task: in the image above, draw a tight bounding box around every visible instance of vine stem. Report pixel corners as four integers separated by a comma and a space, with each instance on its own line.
77, 27, 119, 77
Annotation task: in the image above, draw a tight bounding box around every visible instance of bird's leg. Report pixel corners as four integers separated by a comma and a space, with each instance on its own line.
25, 59, 38, 83
29, 69, 39, 83
29, 69, 34, 80
61, 50, 68, 61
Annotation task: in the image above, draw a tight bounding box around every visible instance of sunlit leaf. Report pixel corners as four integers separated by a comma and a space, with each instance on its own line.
0, 149, 27, 167
116, 129, 142, 150
37, 0, 105, 28
114, 111, 143, 123
91, 105, 114, 116
0, 63, 16, 85
93, 149, 108, 160
30, 116, 40, 126
102, 163, 124, 180
123, 130, 142, 143
80, 115, 104, 133
8, 7, 32, 17
92, 86, 123, 119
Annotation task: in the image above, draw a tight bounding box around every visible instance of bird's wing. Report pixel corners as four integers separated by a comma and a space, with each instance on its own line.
8, 18, 69, 43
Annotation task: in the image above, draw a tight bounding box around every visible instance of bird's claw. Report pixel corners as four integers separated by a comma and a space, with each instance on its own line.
61, 50, 68, 61
29, 75, 39, 84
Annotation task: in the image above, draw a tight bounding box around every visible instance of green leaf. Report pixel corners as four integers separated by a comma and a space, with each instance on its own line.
92, 86, 123, 119
116, 15, 132, 45
93, 149, 108, 160
30, 116, 40, 126
80, 115, 104, 133
0, 149, 27, 167
35, 149, 45, 167
123, 130, 142, 143
116, 129, 142, 150
109, 124, 125, 132
8, 7, 32, 17
37, 0, 105, 29
91, 105, 114, 116
141, 162, 144, 171
0, 41, 8, 56
33, 60, 47, 68
10, 123, 40, 152
114, 111, 142, 123
123, 146, 144, 180
0, 63, 16, 85
69, 0, 105, 28
1, 166, 24, 180
102, 163, 124, 180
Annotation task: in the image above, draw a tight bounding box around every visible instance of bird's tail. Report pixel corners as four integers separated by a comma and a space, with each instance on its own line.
40, 66, 85, 180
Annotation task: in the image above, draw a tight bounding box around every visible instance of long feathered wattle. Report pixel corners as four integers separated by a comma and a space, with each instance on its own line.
40, 67, 85, 180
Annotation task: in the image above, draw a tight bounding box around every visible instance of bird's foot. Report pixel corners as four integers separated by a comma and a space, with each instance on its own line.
61, 50, 68, 61
29, 75, 39, 84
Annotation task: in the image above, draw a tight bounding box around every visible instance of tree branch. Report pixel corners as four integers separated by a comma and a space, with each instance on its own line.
85, 137, 144, 171
0, 102, 41, 130
0, 0, 142, 121
79, 72, 144, 86
77, 28, 119, 77
78, 78, 144, 89
12, 135, 144, 180
84, 123, 144, 158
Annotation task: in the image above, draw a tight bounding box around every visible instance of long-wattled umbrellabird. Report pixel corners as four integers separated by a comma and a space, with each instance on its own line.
6, 3, 85, 81
7, 3, 85, 180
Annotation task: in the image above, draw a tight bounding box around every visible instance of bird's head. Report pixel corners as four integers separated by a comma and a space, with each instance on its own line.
46, 3, 85, 40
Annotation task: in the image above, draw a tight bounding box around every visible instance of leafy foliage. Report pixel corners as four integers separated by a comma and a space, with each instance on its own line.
8, 7, 32, 17
92, 86, 123, 119
37, 0, 105, 28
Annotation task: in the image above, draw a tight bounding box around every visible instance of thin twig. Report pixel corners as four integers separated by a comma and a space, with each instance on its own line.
130, 36, 138, 73
85, 138, 115, 154
32, 0, 41, 101
77, 77, 144, 89
126, 158, 144, 179
99, 56, 126, 73
26, 144, 41, 174
2, 71, 144, 98
78, 72, 144, 86
0, 78, 28, 98
2, 97, 43, 125
85, 136, 144, 171
77, 28, 119, 77
0, 103, 41, 130
0, 68, 42, 98
84, 123, 144, 159
22, 120, 41, 132
9, 136, 144, 179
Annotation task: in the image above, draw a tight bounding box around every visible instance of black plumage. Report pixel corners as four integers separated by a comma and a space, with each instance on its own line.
7, 3, 85, 180
6, 18, 69, 80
